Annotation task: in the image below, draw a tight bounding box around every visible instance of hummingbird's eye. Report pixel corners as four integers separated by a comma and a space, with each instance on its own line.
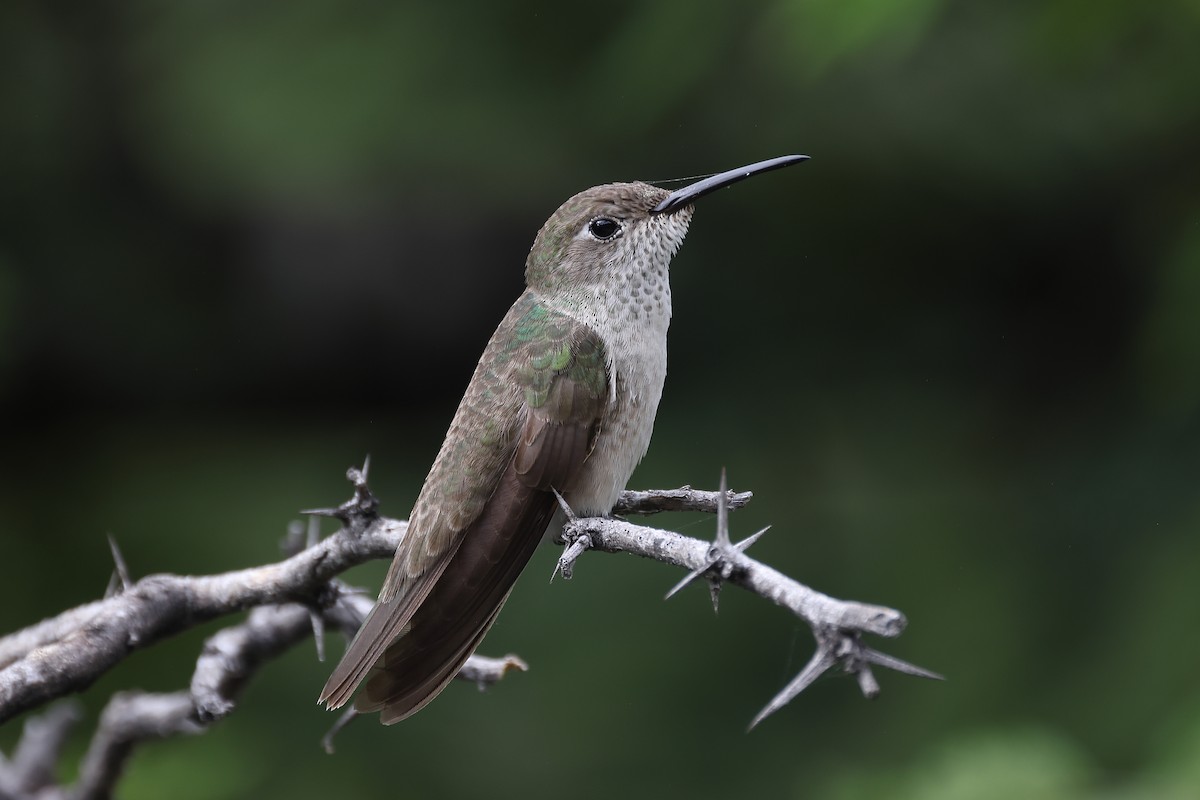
587, 217, 621, 240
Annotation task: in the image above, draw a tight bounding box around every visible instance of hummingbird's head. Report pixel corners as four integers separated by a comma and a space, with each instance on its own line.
523, 156, 809, 300
524, 181, 692, 297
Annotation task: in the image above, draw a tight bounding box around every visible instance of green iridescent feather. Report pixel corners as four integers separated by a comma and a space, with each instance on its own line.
381, 290, 609, 598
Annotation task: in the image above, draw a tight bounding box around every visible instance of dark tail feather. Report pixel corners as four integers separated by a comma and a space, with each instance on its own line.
319, 599, 409, 710
358, 594, 509, 724
353, 466, 557, 723
319, 536, 466, 710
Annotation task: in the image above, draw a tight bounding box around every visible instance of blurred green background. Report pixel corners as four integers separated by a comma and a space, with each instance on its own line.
2, 0, 1199, 797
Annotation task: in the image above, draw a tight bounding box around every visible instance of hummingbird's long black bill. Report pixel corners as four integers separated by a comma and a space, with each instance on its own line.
651, 154, 810, 215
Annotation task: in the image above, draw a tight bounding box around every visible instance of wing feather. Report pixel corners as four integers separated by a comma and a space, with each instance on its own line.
319, 292, 609, 717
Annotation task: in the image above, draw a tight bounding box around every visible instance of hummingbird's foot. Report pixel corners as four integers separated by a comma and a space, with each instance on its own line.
663, 469, 769, 613
749, 627, 944, 730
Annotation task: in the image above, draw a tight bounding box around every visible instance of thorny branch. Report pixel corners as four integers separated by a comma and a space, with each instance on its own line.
0, 463, 938, 799
556, 470, 941, 728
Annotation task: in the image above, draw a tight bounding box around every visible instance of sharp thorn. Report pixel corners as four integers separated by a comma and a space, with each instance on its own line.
551, 487, 576, 520
664, 562, 711, 601
553, 533, 590, 582
360, 454, 371, 481
311, 611, 326, 662
708, 578, 721, 613
300, 507, 340, 518
714, 468, 731, 548
280, 521, 305, 556
749, 647, 838, 730
306, 515, 320, 549
734, 525, 771, 553
107, 533, 132, 591
321, 707, 360, 755
862, 646, 945, 681
856, 664, 880, 698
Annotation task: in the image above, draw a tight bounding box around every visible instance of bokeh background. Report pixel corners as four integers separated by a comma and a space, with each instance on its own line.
3, 1, 1199, 797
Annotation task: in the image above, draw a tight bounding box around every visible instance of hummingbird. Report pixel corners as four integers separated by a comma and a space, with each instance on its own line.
319, 155, 809, 723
